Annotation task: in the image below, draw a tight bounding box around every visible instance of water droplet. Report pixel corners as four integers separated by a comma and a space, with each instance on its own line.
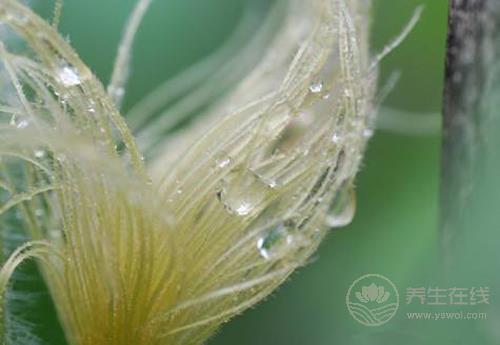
309, 81, 324, 93
257, 221, 295, 259
253, 171, 280, 189
332, 133, 342, 144
9, 115, 30, 129
217, 169, 270, 217
215, 156, 233, 169
325, 184, 356, 228
263, 178, 278, 189
363, 128, 374, 138
174, 179, 183, 195
57, 65, 81, 87
16, 119, 29, 129
56, 153, 67, 163
234, 200, 252, 215
34, 149, 46, 158
88, 100, 96, 114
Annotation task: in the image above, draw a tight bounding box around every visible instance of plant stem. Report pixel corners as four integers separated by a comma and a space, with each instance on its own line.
441, 0, 500, 275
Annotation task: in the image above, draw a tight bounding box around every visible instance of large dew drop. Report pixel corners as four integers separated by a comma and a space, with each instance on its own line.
217, 169, 270, 216
325, 183, 356, 228
257, 221, 295, 259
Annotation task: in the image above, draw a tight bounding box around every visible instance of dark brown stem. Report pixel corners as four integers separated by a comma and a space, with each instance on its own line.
441, 0, 500, 272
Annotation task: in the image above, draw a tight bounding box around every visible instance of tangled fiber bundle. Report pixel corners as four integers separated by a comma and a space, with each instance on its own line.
0, 0, 375, 344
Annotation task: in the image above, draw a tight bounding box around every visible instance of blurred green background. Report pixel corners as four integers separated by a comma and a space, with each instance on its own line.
28, 0, 448, 344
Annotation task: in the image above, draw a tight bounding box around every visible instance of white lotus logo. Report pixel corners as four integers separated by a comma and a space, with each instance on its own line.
356, 283, 390, 304
346, 274, 399, 326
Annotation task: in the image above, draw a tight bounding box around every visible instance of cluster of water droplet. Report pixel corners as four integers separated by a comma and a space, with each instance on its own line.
207, 73, 367, 261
